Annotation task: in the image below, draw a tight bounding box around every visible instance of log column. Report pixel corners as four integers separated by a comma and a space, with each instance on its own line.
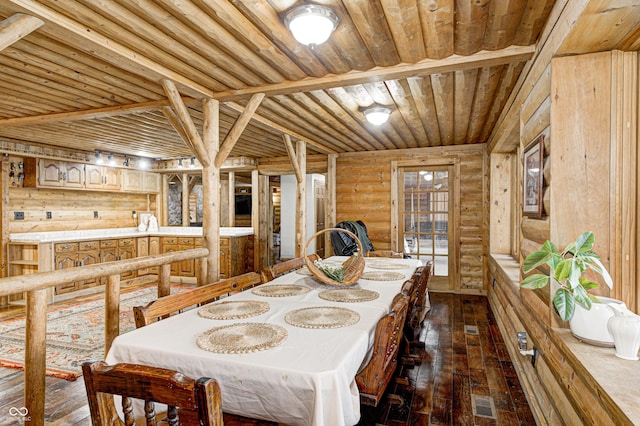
203, 98, 220, 283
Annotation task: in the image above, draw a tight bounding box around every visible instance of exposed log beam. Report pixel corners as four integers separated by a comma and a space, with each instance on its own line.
6, 0, 212, 98
0, 99, 198, 127
161, 79, 209, 167
213, 45, 536, 102
0, 13, 43, 51
225, 102, 337, 155
214, 93, 265, 168
283, 134, 303, 183
161, 106, 197, 157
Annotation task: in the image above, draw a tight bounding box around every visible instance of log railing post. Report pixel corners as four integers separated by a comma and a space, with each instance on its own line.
24, 288, 47, 426
104, 274, 121, 355
158, 263, 171, 298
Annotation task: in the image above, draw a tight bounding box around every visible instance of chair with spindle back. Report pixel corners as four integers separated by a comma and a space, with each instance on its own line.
260, 253, 320, 282
133, 271, 263, 328
356, 292, 409, 407
82, 360, 223, 426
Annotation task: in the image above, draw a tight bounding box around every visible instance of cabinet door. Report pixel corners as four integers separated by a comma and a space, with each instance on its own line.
118, 244, 136, 280
55, 253, 79, 294
100, 248, 118, 263
219, 239, 230, 278
137, 237, 150, 275
143, 172, 160, 193
103, 167, 121, 190
38, 159, 64, 187
84, 165, 104, 189
122, 169, 143, 192
78, 251, 100, 288
162, 244, 180, 275
64, 162, 85, 188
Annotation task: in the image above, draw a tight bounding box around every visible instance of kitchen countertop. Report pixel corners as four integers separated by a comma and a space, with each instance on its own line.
10, 226, 254, 243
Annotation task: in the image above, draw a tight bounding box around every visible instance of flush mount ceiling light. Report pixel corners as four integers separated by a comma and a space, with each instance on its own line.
285, 4, 338, 46
363, 105, 392, 125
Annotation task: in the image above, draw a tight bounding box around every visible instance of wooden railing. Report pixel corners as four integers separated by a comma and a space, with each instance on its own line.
0, 248, 208, 426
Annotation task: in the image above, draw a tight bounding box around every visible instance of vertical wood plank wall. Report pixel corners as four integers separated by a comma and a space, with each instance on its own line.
334, 144, 487, 294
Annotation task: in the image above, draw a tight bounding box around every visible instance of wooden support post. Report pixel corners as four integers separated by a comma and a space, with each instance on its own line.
104, 274, 120, 355
258, 173, 271, 269
182, 172, 189, 226
25, 288, 47, 426
161, 174, 169, 226
1, 156, 9, 303
158, 263, 171, 297
202, 98, 220, 283
296, 140, 307, 257
326, 154, 337, 255
228, 171, 235, 227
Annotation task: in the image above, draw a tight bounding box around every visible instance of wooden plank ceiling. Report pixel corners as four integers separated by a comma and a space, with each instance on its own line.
0, 0, 557, 161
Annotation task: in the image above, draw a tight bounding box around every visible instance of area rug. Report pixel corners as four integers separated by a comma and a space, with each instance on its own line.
0, 286, 187, 381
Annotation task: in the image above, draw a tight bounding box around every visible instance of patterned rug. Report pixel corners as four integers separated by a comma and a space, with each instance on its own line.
0, 286, 186, 381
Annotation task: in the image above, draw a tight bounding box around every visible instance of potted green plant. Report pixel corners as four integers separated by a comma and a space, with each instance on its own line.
521, 231, 613, 321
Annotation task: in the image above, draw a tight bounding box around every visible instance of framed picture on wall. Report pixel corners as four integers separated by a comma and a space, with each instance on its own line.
523, 135, 544, 218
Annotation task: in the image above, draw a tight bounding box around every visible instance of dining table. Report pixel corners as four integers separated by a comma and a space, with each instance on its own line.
105, 256, 421, 426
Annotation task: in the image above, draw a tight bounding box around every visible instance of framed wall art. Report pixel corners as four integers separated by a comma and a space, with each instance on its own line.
523, 135, 544, 218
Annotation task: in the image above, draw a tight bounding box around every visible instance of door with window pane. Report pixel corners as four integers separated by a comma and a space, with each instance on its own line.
401, 167, 451, 285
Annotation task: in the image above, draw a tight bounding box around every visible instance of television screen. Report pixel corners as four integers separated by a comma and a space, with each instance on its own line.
235, 194, 252, 215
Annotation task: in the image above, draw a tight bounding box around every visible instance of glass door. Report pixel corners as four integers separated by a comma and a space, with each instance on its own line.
401, 167, 451, 285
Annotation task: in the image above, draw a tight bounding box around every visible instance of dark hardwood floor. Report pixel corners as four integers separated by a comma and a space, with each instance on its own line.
0, 292, 535, 425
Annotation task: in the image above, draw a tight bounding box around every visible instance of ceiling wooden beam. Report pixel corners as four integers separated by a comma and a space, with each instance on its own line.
213, 45, 536, 102
282, 134, 303, 183
0, 99, 198, 127
214, 93, 265, 168
224, 102, 337, 155
7, 0, 213, 98
0, 13, 43, 51
161, 106, 198, 157
161, 79, 209, 167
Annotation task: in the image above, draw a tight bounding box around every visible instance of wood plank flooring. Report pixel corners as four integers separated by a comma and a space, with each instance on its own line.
0, 292, 535, 425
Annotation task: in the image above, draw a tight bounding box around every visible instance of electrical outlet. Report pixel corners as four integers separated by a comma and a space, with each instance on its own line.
14, 211, 24, 220
46, 211, 52, 219
93, 211, 99, 218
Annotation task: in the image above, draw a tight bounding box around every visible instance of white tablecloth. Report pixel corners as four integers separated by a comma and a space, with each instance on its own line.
106, 257, 420, 426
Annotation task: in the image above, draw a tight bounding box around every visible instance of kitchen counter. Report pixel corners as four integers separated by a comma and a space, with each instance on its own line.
10, 226, 254, 243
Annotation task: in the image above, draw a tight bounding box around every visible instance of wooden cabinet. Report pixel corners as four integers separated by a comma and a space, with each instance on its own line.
161, 237, 181, 276
122, 169, 160, 193
85, 165, 121, 190
118, 238, 136, 280
37, 159, 84, 188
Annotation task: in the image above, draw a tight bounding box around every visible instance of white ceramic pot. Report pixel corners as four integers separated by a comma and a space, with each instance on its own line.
607, 304, 640, 361
569, 297, 626, 347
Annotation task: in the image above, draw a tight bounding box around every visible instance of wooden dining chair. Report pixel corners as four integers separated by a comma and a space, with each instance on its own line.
82, 360, 223, 426
365, 250, 403, 258
134, 271, 264, 328
412, 261, 433, 328
356, 292, 409, 407
260, 253, 320, 281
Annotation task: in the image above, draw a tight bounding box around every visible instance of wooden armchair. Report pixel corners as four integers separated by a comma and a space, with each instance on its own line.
134, 271, 263, 328
82, 360, 223, 426
356, 293, 409, 407
411, 261, 433, 328
260, 253, 320, 281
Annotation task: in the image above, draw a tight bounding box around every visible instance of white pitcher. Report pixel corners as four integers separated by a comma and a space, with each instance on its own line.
607, 304, 640, 361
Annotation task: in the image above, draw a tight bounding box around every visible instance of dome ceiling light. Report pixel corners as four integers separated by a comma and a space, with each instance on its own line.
285, 4, 339, 46
363, 105, 392, 125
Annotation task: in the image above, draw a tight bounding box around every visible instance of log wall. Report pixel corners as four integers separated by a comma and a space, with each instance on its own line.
335, 144, 487, 294
8, 187, 155, 233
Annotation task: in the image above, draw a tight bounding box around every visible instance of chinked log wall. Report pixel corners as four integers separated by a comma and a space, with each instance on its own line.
0, 248, 208, 426
334, 144, 487, 294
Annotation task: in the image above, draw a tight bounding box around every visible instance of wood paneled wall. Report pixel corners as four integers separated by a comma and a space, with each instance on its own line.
8, 187, 155, 233
335, 144, 487, 294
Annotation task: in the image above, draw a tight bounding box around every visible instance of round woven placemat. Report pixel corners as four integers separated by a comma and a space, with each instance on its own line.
318, 288, 380, 303
361, 271, 405, 281
284, 306, 360, 329
196, 323, 287, 354
197, 300, 270, 320
251, 284, 310, 297
366, 262, 408, 270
